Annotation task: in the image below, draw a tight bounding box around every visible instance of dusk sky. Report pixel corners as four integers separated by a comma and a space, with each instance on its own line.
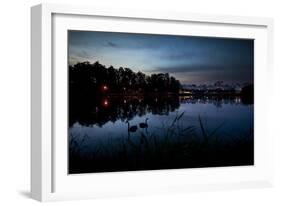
68, 30, 254, 84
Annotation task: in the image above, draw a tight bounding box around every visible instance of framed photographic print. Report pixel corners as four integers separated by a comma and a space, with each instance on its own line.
31, 3, 274, 201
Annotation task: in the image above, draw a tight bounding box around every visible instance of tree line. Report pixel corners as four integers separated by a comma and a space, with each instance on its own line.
69, 61, 182, 94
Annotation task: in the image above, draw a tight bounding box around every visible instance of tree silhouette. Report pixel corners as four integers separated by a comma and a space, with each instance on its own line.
69, 61, 182, 95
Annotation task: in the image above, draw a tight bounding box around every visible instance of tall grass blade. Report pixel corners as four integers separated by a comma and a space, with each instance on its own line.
198, 115, 208, 139
170, 115, 178, 128
177, 111, 185, 121
182, 125, 195, 132
208, 121, 226, 138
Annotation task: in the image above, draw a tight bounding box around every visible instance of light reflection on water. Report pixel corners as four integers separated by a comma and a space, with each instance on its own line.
69, 97, 253, 154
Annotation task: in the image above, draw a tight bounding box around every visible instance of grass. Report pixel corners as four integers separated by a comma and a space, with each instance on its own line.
69, 112, 254, 174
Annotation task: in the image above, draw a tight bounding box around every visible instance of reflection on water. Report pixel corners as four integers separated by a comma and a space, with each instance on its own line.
69, 95, 181, 127
69, 95, 254, 173
69, 95, 253, 141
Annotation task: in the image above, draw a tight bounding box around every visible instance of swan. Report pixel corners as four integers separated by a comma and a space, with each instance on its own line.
139, 118, 149, 128
126, 120, 138, 132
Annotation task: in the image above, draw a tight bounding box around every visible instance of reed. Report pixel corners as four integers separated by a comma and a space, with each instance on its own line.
69, 113, 253, 174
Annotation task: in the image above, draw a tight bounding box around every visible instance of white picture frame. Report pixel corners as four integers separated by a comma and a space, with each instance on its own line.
31, 3, 274, 202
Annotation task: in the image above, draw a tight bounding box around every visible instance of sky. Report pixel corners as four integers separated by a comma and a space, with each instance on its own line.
68, 30, 254, 84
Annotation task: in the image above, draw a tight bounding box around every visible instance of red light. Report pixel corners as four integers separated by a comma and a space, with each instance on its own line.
103, 85, 108, 90
103, 100, 108, 106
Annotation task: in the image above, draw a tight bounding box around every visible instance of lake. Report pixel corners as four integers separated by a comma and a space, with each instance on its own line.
69, 95, 253, 163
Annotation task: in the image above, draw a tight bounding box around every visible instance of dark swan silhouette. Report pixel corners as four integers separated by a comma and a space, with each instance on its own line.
139, 118, 149, 128
126, 120, 138, 132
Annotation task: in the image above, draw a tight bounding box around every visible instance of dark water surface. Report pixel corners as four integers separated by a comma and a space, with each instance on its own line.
69, 96, 253, 161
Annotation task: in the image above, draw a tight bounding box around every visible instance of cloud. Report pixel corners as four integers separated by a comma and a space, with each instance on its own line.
69, 46, 94, 59
152, 64, 253, 84
106, 41, 118, 48
103, 39, 162, 51
151, 61, 253, 74
150, 64, 223, 74
160, 52, 198, 61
